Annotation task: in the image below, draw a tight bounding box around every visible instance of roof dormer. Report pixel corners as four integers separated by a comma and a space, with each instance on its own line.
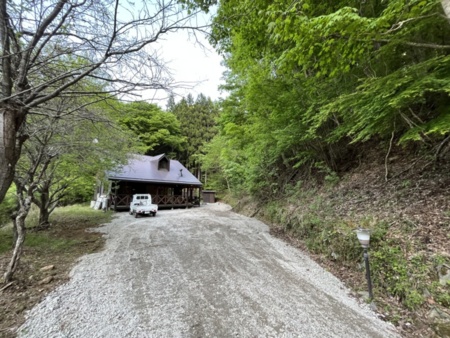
158, 155, 170, 171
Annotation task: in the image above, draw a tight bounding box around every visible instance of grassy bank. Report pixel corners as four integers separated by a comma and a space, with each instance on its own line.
0, 205, 113, 337
231, 162, 450, 337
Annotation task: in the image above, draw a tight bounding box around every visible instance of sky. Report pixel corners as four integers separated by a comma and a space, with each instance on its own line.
150, 29, 227, 107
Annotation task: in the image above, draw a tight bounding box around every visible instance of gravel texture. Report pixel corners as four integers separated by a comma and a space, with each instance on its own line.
19, 203, 399, 337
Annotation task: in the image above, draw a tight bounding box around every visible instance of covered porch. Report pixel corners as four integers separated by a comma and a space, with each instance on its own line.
109, 180, 201, 210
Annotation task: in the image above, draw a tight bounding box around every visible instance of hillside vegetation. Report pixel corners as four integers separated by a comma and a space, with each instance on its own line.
230, 144, 449, 337
199, 0, 450, 336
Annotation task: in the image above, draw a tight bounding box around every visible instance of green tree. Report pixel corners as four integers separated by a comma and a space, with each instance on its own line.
0, 0, 209, 204
169, 94, 219, 179
203, 0, 450, 197
4, 96, 133, 282
118, 101, 185, 157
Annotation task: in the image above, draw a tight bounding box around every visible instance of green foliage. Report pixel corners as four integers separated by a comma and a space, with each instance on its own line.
430, 256, 450, 306
57, 174, 96, 206
49, 204, 114, 227
24, 233, 79, 251
168, 94, 219, 181
16, 97, 135, 212
205, 0, 450, 316
255, 190, 442, 311
200, 135, 242, 191
435, 287, 450, 307
118, 101, 185, 156
371, 245, 426, 310
314, 162, 340, 186
0, 227, 13, 254
205, 0, 450, 199
177, 0, 217, 13
322, 55, 450, 144
0, 187, 16, 227
260, 195, 363, 262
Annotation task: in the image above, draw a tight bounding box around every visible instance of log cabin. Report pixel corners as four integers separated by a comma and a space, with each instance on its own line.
104, 154, 202, 210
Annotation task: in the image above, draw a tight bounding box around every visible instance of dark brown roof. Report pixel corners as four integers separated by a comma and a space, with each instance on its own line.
107, 154, 202, 186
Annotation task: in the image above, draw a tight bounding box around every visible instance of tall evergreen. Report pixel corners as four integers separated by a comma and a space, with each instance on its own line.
169, 94, 219, 180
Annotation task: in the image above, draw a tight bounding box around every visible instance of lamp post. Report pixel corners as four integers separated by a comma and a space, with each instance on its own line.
356, 228, 374, 300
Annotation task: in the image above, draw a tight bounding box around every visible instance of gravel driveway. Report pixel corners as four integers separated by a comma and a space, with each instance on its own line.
19, 204, 399, 337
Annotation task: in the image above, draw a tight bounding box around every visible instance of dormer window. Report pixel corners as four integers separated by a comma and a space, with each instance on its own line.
158, 156, 170, 171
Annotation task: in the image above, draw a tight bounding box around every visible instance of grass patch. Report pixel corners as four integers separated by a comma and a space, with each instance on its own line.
0, 204, 113, 337
24, 233, 79, 251
49, 204, 114, 227
0, 228, 13, 255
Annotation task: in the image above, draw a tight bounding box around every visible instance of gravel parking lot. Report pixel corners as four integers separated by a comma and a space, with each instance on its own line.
19, 203, 399, 337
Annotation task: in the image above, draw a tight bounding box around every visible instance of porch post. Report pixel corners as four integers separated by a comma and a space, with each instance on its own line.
113, 181, 118, 211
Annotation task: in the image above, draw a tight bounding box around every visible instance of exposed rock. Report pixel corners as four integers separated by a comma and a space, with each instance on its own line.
39, 265, 55, 272
38, 276, 53, 285
357, 291, 370, 301
331, 252, 340, 260
423, 288, 432, 298
438, 264, 450, 286
428, 307, 450, 337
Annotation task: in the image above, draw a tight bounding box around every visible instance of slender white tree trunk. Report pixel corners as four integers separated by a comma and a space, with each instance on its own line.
3, 195, 31, 283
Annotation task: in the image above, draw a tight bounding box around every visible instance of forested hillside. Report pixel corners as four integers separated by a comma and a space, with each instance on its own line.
200, 0, 450, 336
204, 0, 450, 195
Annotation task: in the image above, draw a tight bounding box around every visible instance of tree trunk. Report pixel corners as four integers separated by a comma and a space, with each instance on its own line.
0, 110, 17, 203
9, 202, 19, 247
11, 215, 18, 248
3, 195, 31, 283
38, 202, 51, 228
37, 185, 51, 228
443, 0, 450, 21
38, 205, 50, 228
0, 108, 26, 204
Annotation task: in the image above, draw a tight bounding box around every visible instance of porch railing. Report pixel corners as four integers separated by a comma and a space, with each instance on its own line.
111, 194, 197, 208
152, 195, 187, 205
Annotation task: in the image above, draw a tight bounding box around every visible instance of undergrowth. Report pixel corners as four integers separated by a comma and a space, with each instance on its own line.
243, 176, 450, 336
263, 196, 449, 308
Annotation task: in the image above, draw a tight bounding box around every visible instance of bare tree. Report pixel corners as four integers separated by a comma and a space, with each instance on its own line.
32, 101, 133, 227
0, 0, 208, 203
4, 96, 133, 282
4, 133, 55, 282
